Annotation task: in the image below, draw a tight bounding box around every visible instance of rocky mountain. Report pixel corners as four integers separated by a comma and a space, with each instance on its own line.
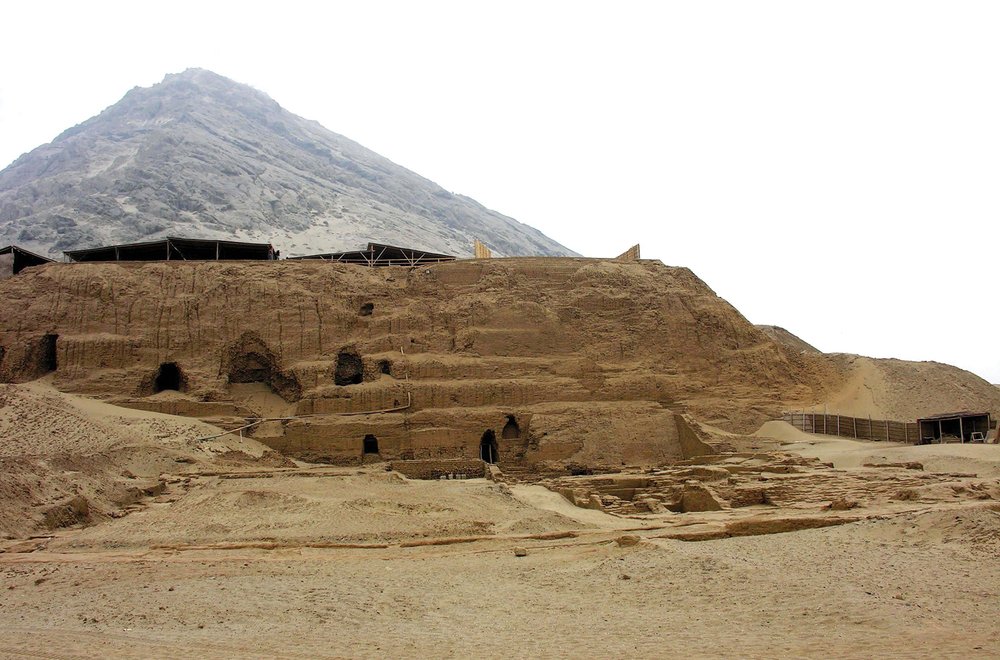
0, 69, 576, 259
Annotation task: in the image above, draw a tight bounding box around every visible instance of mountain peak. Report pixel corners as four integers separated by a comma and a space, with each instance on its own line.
165, 67, 228, 82
0, 73, 575, 258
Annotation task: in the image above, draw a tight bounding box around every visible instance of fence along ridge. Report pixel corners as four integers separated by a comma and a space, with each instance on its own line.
782, 411, 919, 443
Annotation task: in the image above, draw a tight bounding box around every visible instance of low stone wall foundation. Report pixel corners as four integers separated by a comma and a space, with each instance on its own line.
391, 459, 487, 480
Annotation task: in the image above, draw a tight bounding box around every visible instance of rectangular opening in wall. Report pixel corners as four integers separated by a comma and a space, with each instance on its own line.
43, 334, 58, 372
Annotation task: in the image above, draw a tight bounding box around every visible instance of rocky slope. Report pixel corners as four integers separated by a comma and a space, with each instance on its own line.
0, 69, 575, 259
755, 324, 821, 354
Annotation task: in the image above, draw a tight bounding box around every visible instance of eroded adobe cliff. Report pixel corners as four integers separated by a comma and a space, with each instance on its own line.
0, 257, 833, 469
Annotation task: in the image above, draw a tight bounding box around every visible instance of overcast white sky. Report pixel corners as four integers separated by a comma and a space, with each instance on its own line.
2, 1, 998, 382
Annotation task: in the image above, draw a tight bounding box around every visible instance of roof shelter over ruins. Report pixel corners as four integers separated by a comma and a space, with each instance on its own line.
289, 242, 456, 267
64, 237, 275, 262
917, 411, 994, 443
0, 245, 54, 278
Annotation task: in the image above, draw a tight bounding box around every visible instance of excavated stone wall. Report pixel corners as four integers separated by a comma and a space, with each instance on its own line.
390, 459, 488, 480
0, 257, 824, 468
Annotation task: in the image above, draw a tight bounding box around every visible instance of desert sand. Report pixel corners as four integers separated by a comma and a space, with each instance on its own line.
2, 383, 999, 658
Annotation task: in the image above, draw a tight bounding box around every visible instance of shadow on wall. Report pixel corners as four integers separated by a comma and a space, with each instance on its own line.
137, 361, 189, 396
155, 362, 183, 392
224, 332, 301, 401
335, 349, 364, 385
0, 334, 57, 383
43, 334, 57, 372
502, 414, 520, 439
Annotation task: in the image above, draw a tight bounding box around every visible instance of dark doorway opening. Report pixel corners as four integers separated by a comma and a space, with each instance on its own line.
378, 359, 392, 375
335, 350, 364, 385
363, 434, 379, 454
480, 430, 498, 464
229, 351, 272, 383
154, 362, 183, 392
359, 302, 374, 316
224, 332, 302, 401
43, 334, 58, 372
502, 415, 521, 439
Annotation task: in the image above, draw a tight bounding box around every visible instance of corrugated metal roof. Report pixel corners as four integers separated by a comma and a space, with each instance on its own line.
290, 242, 455, 266
0, 245, 55, 274
917, 411, 991, 422
64, 237, 274, 262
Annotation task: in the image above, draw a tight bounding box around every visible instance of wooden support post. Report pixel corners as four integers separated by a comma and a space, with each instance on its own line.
853, 417, 857, 439
959, 416, 965, 443
837, 415, 840, 436
885, 419, 890, 442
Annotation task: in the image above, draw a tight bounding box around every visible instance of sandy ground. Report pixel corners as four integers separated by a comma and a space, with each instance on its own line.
2, 386, 1000, 657
759, 420, 1000, 476
3, 507, 998, 658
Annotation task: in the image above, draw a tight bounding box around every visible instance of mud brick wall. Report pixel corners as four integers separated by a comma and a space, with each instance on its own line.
391, 459, 487, 480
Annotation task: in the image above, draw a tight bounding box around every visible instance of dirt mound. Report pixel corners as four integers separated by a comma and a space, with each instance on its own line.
0, 382, 284, 539
49, 469, 584, 551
